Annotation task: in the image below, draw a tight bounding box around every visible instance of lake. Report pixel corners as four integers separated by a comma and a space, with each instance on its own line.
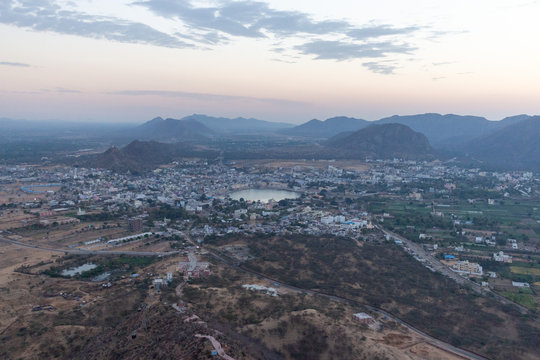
229, 189, 300, 203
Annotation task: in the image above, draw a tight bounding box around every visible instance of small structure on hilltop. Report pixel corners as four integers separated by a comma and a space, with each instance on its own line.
353, 312, 381, 330
242, 284, 278, 296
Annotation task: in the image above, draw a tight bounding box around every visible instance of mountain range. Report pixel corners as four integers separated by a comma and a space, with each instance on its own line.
278, 116, 369, 138
376, 113, 531, 148
115, 113, 539, 171
66, 112, 532, 150
180, 114, 293, 133
282, 113, 532, 149
3, 112, 540, 171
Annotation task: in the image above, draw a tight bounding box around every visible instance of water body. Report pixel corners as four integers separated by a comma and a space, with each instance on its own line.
230, 189, 300, 203
61, 263, 97, 277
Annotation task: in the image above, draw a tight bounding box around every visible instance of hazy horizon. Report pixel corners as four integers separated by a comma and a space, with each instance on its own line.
1, 111, 536, 126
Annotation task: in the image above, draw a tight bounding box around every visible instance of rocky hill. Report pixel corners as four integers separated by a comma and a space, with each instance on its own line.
465, 116, 540, 170
376, 113, 531, 149
326, 123, 434, 159
180, 114, 293, 133
123, 117, 213, 142
279, 116, 370, 138
90, 141, 180, 173
89, 140, 218, 174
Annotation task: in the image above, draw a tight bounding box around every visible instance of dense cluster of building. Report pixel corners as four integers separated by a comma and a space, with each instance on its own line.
1, 159, 538, 288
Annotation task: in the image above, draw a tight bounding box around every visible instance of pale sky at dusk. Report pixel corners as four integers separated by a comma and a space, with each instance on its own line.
1, 0, 539, 123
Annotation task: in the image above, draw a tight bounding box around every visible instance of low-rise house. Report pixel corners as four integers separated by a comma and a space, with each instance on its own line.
493, 251, 512, 263
451, 260, 483, 276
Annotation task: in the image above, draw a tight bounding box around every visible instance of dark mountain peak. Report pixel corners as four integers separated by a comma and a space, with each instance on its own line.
147, 116, 164, 123
279, 116, 369, 138
375, 113, 495, 148
92, 140, 183, 174
103, 145, 120, 155
325, 116, 365, 124
465, 116, 540, 170
127, 117, 212, 142
181, 114, 212, 121
380, 113, 486, 122
178, 114, 293, 133
327, 123, 434, 159
500, 114, 532, 124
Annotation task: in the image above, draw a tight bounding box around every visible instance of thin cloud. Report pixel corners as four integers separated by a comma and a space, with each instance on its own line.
55, 87, 81, 94
135, 0, 423, 70
0, 61, 31, 67
134, 0, 350, 38
13, 87, 81, 94
348, 25, 421, 40
363, 61, 397, 75
108, 89, 307, 106
432, 61, 456, 66
295, 41, 414, 61
0, 0, 191, 48
0, 0, 428, 74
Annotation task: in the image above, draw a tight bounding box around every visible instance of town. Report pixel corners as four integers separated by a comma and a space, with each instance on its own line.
1, 158, 540, 359
1, 159, 539, 301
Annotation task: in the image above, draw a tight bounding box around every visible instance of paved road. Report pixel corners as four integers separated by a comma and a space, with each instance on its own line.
378, 227, 530, 315
0, 235, 178, 257
187, 251, 197, 272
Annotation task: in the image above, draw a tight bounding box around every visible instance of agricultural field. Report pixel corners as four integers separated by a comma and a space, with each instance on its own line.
510, 266, 540, 277
369, 198, 540, 226
501, 289, 537, 310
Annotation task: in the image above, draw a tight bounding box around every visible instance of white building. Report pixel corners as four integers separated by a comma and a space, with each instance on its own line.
234, 209, 248, 218
353, 312, 374, 323
493, 251, 512, 263
451, 260, 483, 276
334, 215, 346, 223
321, 216, 334, 225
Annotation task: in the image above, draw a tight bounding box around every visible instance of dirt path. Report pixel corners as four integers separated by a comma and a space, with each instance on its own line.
195, 334, 235, 360
0, 235, 177, 257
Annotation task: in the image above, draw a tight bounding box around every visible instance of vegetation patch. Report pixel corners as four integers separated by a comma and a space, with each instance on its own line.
501, 291, 537, 309
510, 266, 540, 276
209, 233, 540, 360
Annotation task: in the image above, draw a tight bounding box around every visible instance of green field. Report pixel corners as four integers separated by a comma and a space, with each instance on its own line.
501, 290, 537, 309
440, 202, 540, 224
510, 266, 540, 276
369, 198, 540, 224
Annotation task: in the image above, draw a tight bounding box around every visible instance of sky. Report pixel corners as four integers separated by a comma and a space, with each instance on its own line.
0, 0, 539, 124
